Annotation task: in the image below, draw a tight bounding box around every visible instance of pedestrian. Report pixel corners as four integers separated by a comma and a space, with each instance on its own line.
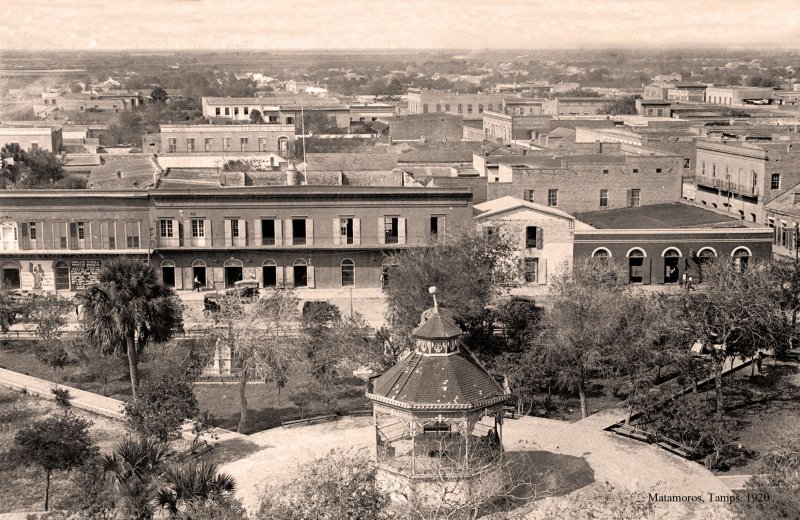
681, 272, 687, 289
194, 276, 201, 292
687, 275, 695, 291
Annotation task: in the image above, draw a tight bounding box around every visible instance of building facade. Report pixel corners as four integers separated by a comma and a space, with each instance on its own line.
201, 97, 351, 129
0, 127, 63, 153
151, 124, 295, 155
406, 88, 507, 121
0, 187, 472, 292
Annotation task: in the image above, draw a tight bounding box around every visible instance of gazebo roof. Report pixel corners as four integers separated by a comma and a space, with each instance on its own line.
368, 287, 508, 411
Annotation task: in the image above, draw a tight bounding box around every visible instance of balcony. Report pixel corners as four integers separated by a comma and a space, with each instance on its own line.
694, 176, 759, 197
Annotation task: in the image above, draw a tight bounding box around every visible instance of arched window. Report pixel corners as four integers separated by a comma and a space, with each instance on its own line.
467, 104, 473, 114
223, 258, 243, 268
698, 248, 717, 259
732, 247, 751, 272
627, 248, 646, 284
487, 104, 493, 111
478, 104, 484, 113
435, 104, 441, 112
341, 258, 355, 287
223, 258, 243, 288
191, 259, 207, 288
445, 104, 450, 112
627, 248, 646, 258
0, 220, 18, 251
592, 247, 611, 258
457, 104, 463, 114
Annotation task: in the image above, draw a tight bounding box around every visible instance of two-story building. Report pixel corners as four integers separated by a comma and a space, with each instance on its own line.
0, 187, 472, 292
406, 88, 508, 121
0, 126, 63, 153
201, 96, 351, 129
147, 124, 295, 155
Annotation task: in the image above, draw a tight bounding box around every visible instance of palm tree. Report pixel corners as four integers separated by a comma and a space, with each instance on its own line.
103, 436, 171, 520
156, 461, 237, 518
78, 257, 183, 400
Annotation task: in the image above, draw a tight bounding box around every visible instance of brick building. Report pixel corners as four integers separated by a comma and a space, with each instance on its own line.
0, 187, 472, 292
406, 88, 507, 121
147, 124, 295, 155
704, 86, 778, 106
693, 140, 800, 224
542, 97, 614, 116
201, 96, 351, 129
484, 147, 684, 215
34, 91, 144, 116
482, 111, 553, 143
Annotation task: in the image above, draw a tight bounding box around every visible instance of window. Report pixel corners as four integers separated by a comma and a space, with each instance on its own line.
292, 218, 306, 245
701, 162, 705, 175
384, 217, 399, 244
547, 189, 558, 207
632, 168, 639, 174
204, 138, 212, 151
525, 226, 538, 248
712, 164, 717, 178
240, 137, 248, 151
656, 168, 662, 173
683, 159, 691, 169
261, 219, 275, 245
160, 219, 173, 238
523, 190, 535, 202
340, 217, 354, 244
593, 248, 611, 258
234, 107, 239, 115
524, 258, 538, 283
125, 221, 140, 248
168, 138, 176, 153
29, 222, 37, 241
430, 216, 444, 238
457, 104, 463, 114
602, 169, 609, 175
0, 220, 18, 251
771, 173, 781, 190
259, 138, 268, 152
445, 104, 450, 112
286, 116, 294, 124
76, 222, 85, 240
478, 104, 483, 113
215, 107, 220, 116
243, 107, 249, 115
488, 104, 493, 111
186, 138, 195, 152
435, 104, 441, 112
224, 107, 230, 116
224, 137, 231, 151
100, 221, 115, 249
422, 104, 428, 113
191, 219, 205, 238
467, 104, 473, 114
230, 219, 239, 238
600, 189, 608, 207
341, 259, 355, 287
269, 115, 278, 123
630, 189, 641, 207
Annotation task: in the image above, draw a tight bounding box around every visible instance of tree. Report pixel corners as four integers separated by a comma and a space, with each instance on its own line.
123, 368, 198, 441
14, 412, 99, 511
258, 450, 390, 520
155, 461, 237, 518
151, 86, 169, 105
384, 226, 518, 341
249, 109, 264, 124
599, 96, 639, 115
28, 294, 73, 375
103, 435, 171, 520
737, 427, 800, 520
196, 289, 300, 433
1, 144, 67, 189
297, 112, 343, 135
387, 77, 405, 96
78, 258, 183, 400
542, 258, 629, 418
680, 259, 785, 416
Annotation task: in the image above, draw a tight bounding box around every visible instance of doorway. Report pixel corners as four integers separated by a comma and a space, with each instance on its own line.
192, 264, 207, 289
0, 267, 20, 290
161, 260, 176, 287
293, 259, 308, 287
628, 249, 645, 284
663, 249, 680, 284
224, 259, 243, 289
263, 260, 277, 287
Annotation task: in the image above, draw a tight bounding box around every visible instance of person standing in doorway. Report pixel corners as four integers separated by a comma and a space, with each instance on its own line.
194, 275, 201, 292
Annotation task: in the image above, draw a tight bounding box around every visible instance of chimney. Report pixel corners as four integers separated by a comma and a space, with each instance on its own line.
286, 162, 299, 185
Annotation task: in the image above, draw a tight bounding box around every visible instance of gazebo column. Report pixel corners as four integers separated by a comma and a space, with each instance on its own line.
411, 420, 416, 475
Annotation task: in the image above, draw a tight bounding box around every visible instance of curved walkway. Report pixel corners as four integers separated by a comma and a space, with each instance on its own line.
216, 415, 734, 518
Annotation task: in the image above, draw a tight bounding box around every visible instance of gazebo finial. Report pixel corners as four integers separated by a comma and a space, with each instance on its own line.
429, 286, 439, 310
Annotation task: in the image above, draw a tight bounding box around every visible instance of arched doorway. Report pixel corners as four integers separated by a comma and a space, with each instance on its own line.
732, 247, 751, 272
292, 258, 308, 288
662, 248, 681, 284
591, 248, 611, 259
262, 259, 277, 288
53, 261, 70, 291
627, 248, 646, 284
161, 260, 176, 287
192, 260, 207, 290
0, 220, 18, 251
277, 136, 289, 155
0, 259, 21, 290
341, 258, 355, 287
224, 258, 244, 288
697, 248, 717, 282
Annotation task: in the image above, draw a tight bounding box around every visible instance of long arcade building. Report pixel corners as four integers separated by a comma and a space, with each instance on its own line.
0, 187, 472, 292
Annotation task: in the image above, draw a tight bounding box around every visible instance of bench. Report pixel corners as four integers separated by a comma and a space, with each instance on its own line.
173, 440, 213, 462
281, 414, 339, 428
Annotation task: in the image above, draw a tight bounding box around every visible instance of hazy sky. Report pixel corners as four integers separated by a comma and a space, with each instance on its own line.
2, 0, 799, 50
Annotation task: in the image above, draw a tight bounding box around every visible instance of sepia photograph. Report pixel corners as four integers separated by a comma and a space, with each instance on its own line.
0, 1, 799, 518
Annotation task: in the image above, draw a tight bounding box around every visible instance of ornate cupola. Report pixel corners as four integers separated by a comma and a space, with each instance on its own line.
366, 287, 511, 507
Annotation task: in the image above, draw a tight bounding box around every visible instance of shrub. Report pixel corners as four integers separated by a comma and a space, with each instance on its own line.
123, 368, 198, 441
51, 387, 71, 407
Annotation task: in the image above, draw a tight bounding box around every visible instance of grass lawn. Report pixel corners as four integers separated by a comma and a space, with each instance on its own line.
716, 359, 800, 475
0, 387, 124, 514
0, 338, 370, 435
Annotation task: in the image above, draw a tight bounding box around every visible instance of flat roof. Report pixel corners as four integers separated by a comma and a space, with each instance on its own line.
575, 203, 745, 229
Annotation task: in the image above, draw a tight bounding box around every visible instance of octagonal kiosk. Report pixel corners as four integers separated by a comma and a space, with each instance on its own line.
366, 288, 512, 506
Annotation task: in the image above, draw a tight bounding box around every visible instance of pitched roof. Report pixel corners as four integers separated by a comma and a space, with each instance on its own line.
412, 308, 463, 339
474, 196, 576, 221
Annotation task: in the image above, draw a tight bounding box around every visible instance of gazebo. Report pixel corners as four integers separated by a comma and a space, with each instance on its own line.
366, 287, 512, 505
